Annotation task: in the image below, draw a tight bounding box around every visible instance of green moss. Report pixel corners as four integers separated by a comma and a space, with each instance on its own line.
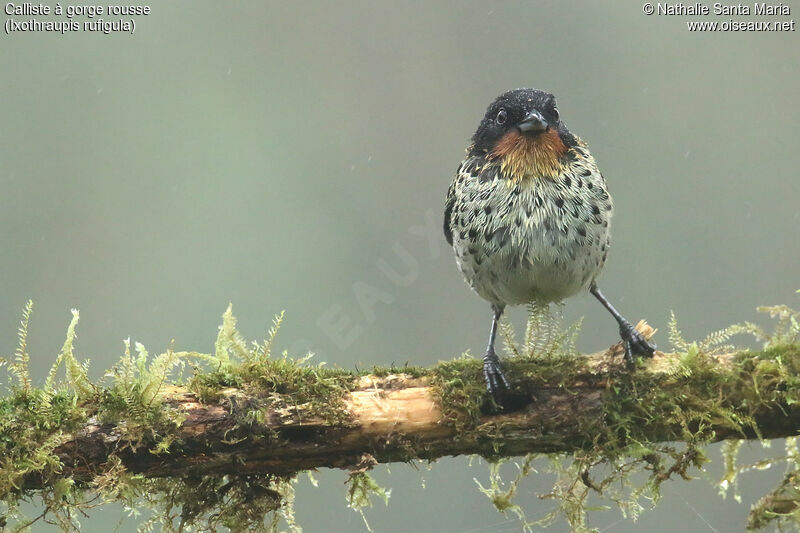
466, 303, 800, 531
2, 300, 800, 531
188, 354, 358, 431
123, 474, 301, 533
346, 471, 391, 532
428, 349, 591, 440
0, 388, 89, 530
189, 367, 243, 403
366, 363, 429, 378
0, 305, 313, 531
0, 388, 86, 467
428, 355, 487, 431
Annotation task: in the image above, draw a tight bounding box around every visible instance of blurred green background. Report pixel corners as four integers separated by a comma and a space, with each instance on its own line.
1, 1, 798, 531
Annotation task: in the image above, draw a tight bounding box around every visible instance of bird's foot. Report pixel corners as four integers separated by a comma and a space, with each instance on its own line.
619, 320, 656, 366
483, 350, 511, 400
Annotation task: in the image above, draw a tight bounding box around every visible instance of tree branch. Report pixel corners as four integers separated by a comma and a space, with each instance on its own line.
33, 323, 800, 488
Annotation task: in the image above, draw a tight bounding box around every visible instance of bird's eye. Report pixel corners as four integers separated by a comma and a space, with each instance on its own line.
552, 105, 559, 121
495, 109, 507, 125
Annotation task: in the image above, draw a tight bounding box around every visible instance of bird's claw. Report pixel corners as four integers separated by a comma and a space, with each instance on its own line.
619, 321, 656, 366
483, 352, 511, 399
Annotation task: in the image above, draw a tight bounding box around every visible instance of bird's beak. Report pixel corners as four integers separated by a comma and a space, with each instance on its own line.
518, 111, 548, 134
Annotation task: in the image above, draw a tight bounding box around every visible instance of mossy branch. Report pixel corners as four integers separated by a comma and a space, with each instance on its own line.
13, 324, 800, 486
3, 303, 800, 531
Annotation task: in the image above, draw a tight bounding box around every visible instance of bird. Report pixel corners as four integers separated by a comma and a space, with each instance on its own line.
444, 88, 656, 398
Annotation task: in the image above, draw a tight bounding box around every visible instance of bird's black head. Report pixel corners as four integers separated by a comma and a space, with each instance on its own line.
469, 88, 573, 155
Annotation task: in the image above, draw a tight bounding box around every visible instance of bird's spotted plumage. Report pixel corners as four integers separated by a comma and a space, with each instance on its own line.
444, 88, 654, 399
446, 89, 611, 307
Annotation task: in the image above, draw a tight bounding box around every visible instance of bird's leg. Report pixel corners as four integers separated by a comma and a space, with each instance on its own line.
590, 284, 656, 366
483, 304, 511, 396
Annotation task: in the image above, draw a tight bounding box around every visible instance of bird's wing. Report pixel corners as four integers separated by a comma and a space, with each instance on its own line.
445, 156, 488, 246
444, 179, 456, 246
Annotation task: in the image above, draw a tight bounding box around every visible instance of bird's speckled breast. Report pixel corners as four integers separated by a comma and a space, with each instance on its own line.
448, 146, 613, 307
